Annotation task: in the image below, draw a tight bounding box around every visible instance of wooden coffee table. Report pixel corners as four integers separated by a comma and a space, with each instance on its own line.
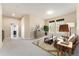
56, 38, 73, 56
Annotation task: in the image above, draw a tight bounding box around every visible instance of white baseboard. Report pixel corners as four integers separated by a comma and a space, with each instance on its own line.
0, 41, 3, 48
22, 38, 32, 40
4, 37, 33, 40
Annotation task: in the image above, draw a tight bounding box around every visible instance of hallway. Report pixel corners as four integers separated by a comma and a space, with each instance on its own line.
0, 39, 52, 56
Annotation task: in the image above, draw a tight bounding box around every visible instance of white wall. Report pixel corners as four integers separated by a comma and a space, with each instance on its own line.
3, 15, 44, 40
21, 17, 25, 39
45, 11, 76, 34
2, 16, 21, 39
21, 15, 44, 39
0, 4, 2, 48
76, 4, 79, 35
29, 15, 44, 39
21, 15, 30, 39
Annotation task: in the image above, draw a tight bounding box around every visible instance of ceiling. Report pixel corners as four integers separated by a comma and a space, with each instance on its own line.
2, 3, 76, 19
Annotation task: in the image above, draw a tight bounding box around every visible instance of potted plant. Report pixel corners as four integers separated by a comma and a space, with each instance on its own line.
43, 25, 49, 35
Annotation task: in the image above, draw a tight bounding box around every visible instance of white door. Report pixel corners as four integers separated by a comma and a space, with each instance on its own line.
11, 23, 18, 39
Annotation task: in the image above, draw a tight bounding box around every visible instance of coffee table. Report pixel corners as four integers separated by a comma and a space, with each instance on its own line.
56, 38, 73, 55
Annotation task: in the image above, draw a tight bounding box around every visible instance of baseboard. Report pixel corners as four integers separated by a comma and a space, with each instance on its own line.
0, 42, 3, 48
4, 37, 11, 40
22, 38, 32, 40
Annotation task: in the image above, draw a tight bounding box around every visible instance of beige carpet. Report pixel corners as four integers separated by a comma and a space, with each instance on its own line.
0, 39, 53, 56
32, 38, 59, 56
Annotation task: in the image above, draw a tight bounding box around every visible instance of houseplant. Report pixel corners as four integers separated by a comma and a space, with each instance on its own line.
43, 25, 49, 35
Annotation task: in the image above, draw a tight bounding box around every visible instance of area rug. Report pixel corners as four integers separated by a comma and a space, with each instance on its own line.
32, 38, 59, 56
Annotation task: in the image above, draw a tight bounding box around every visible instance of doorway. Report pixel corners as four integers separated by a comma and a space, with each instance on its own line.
11, 23, 19, 39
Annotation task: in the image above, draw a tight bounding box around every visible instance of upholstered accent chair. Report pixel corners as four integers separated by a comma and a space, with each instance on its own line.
67, 34, 79, 55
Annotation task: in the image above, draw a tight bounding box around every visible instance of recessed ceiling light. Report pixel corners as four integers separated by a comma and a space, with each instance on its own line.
12, 13, 15, 16
46, 10, 54, 15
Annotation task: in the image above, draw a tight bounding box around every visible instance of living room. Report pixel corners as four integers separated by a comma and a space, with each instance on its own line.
0, 3, 79, 56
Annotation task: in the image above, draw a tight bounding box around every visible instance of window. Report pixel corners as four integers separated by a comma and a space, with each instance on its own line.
49, 19, 64, 33
56, 19, 64, 33
49, 20, 56, 33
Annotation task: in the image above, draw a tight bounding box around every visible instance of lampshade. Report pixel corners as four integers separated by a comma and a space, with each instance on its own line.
59, 24, 69, 32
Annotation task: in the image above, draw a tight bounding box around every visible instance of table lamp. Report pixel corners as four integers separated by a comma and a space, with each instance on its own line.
59, 24, 69, 41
